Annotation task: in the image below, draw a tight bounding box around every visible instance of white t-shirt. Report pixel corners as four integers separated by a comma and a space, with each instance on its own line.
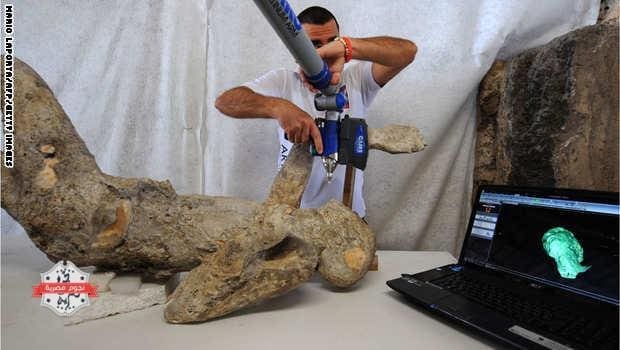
243, 61, 381, 217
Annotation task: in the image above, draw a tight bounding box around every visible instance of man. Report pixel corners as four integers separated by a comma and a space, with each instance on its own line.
215, 6, 416, 218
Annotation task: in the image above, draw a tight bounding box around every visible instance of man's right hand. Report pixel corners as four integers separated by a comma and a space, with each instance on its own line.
273, 99, 323, 154
214, 86, 324, 154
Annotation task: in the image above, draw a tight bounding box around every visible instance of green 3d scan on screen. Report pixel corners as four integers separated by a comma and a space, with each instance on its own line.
542, 227, 591, 279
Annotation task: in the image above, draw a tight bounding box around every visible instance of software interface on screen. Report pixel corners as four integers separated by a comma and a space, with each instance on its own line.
462, 189, 619, 304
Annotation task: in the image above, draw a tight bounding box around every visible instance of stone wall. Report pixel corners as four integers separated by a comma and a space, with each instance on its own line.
475, 18, 619, 192
599, 0, 619, 22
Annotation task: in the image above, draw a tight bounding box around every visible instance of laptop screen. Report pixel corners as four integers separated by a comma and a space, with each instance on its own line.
461, 186, 619, 305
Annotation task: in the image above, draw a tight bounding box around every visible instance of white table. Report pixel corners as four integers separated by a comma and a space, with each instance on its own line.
2, 232, 496, 349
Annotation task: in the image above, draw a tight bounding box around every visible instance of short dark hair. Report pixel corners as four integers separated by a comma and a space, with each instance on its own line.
297, 6, 339, 30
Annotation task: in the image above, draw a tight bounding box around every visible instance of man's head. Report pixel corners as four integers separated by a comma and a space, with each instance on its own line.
298, 6, 339, 49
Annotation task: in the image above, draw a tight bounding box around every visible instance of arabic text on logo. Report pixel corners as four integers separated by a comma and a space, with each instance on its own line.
32, 260, 97, 316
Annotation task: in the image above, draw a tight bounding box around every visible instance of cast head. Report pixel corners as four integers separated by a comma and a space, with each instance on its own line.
542, 227, 590, 279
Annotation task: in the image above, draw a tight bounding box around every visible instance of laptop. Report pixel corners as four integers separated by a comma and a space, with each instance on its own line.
387, 185, 619, 349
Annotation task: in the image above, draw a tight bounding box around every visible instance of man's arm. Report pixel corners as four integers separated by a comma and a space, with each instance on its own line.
317, 36, 417, 87
214, 86, 324, 153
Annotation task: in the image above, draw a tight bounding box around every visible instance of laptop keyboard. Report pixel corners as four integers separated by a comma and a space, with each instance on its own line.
432, 271, 619, 349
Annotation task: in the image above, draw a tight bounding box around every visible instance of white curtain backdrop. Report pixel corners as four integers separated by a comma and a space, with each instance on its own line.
2, 0, 599, 256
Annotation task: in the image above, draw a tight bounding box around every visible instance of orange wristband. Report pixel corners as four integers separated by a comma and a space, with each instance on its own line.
335, 36, 353, 63
342, 36, 353, 62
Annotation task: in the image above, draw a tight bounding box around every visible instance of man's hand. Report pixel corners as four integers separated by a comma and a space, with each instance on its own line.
273, 99, 323, 153
299, 39, 347, 91
215, 87, 323, 153
298, 67, 319, 93
316, 39, 346, 85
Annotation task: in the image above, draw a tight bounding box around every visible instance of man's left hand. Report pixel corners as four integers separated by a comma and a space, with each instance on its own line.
299, 39, 346, 91
317, 39, 346, 85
